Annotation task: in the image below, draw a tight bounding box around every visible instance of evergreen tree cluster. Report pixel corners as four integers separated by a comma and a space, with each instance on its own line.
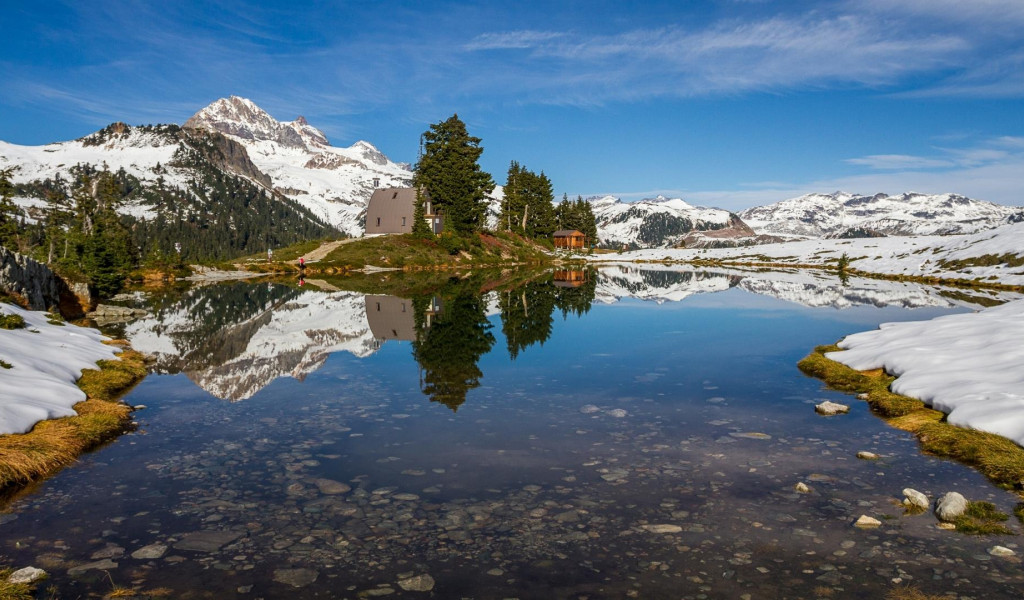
412, 114, 495, 236
500, 161, 556, 238
555, 194, 598, 245
411, 113, 597, 247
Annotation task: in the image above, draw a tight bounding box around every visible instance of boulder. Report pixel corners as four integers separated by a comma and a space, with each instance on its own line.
934, 492, 968, 522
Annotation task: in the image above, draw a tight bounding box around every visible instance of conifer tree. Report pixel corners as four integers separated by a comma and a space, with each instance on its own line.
413, 115, 494, 236
0, 167, 24, 251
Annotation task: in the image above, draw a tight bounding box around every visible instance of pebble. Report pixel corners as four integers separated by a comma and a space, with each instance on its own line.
856, 451, 880, 460
579, 405, 601, 414
795, 482, 811, 493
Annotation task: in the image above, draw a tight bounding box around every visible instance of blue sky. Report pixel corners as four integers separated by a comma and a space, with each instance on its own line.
2, 0, 1023, 210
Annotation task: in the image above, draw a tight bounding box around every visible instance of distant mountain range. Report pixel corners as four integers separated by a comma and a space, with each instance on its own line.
2, 96, 1021, 253
738, 191, 1022, 239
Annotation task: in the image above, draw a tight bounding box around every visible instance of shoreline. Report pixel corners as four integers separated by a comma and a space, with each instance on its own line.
0, 340, 147, 504
799, 344, 1024, 497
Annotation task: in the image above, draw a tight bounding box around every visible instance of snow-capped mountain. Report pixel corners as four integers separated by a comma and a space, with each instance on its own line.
590, 195, 756, 249
739, 191, 1023, 238
0, 122, 333, 259
182, 96, 413, 235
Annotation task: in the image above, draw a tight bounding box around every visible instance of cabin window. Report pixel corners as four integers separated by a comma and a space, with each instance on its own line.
376, 217, 381, 226
402, 217, 406, 226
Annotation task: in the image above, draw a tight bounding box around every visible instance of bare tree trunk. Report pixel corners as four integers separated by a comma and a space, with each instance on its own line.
521, 204, 528, 232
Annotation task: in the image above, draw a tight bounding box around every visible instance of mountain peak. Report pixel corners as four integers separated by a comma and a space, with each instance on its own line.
184, 96, 328, 149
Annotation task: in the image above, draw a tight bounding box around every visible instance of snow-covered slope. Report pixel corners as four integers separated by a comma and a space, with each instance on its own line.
183, 96, 412, 235
831, 299, 1024, 446
591, 195, 755, 249
739, 191, 1022, 238
0, 304, 119, 434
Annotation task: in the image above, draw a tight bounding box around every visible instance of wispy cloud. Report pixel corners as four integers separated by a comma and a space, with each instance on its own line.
845, 155, 955, 170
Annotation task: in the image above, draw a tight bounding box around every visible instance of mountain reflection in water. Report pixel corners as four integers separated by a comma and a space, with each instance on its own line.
119, 266, 1015, 404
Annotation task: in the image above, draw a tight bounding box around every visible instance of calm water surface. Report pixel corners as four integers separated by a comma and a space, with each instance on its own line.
2, 267, 1023, 599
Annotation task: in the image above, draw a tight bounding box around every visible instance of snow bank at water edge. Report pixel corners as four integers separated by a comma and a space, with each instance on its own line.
828, 299, 1024, 446
0, 304, 118, 435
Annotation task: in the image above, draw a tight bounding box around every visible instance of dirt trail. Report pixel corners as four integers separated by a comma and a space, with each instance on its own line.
300, 238, 357, 263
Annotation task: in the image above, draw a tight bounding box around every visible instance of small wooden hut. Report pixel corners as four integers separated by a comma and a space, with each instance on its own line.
553, 230, 586, 249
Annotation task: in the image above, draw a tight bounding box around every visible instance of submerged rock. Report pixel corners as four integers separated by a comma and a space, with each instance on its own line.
795, 482, 811, 494
988, 546, 1016, 557
935, 492, 968, 522
856, 451, 880, 460
397, 574, 435, 592
815, 401, 850, 416
642, 524, 683, 534
274, 568, 319, 588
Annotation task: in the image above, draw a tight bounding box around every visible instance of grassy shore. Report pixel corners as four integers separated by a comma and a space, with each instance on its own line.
236, 231, 568, 274
799, 344, 1024, 495
0, 342, 147, 503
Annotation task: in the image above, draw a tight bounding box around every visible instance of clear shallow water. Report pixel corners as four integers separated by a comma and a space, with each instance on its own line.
2, 268, 1023, 599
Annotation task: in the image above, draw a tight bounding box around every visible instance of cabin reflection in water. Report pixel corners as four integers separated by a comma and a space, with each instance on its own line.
364, 295, 442, 343
552, 269, 588, 288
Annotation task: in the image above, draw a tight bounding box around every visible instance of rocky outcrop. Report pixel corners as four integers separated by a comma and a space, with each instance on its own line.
186, 128, 273, 188
0, 246, 88, 316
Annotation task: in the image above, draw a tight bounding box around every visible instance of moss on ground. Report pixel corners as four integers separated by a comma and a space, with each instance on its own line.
0, 344, 147, 500
799, 345, 1024, 496
952, 501, 1013, 535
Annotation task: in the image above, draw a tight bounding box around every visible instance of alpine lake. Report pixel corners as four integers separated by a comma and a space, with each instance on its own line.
2, 265, 1024, 600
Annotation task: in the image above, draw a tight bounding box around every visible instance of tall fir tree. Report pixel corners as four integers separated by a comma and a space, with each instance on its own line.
413, 114, 494, 236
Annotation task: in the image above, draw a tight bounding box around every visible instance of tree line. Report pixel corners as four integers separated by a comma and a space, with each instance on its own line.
411, 114, 597, 250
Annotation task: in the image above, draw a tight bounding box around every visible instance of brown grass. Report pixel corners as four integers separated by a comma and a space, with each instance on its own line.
0, 346, 147, 497
800, 345, 1024, 495
0, 568, 35, 600
885, 584, 952, 600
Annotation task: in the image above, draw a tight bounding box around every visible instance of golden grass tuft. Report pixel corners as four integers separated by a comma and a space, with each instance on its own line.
0, 569, 34, 600
800, 344, 1024, 496
885, 584, 952, 600
0, 346, 147, 496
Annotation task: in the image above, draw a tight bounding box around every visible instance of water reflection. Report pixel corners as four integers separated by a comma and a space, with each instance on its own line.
119, 267, 1016, 403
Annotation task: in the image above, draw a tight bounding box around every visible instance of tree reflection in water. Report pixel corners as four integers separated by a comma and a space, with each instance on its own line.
411, 270, 596, 411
